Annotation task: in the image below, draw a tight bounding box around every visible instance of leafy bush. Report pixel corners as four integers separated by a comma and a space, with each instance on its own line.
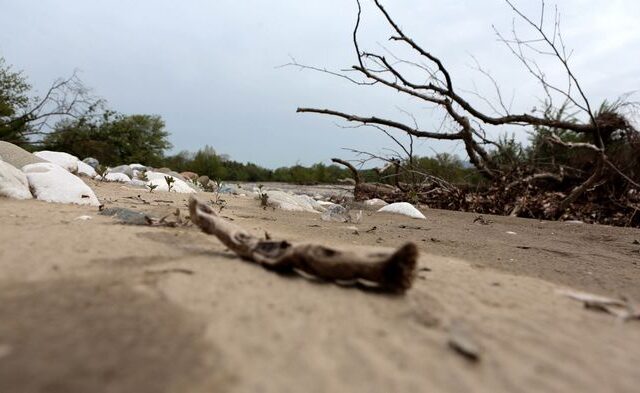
42, 113, 172, 166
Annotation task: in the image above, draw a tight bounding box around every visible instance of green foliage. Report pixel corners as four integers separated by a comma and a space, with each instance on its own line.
42, 113, 172, 166
190, 146, 227, 180
411, 153, 481, 185
162, 150, 194, 173
1, 57, 100, 149
102, 114, 171, 166
158, 147, 485, 187
160, 149, 355, 184
164, 175, 175, 192
208, 179, 227, 212
0, 58, 32, 145
137, 170, 149, 181
491, 134, 526, 168
526, 103, 589, 170
95, 164, 108, 181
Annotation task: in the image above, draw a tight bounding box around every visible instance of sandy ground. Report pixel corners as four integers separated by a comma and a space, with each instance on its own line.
1, 179, 639, 393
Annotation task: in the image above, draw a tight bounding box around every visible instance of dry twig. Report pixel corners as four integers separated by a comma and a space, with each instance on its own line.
189, 197, 418, 292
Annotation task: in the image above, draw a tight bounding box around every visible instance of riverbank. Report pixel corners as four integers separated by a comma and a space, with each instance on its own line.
1, 179, 639, 392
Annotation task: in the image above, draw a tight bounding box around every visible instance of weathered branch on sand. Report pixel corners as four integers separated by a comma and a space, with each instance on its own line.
331, 157, 361, 185
331, 157, 400, 201
189, 197, 418, 292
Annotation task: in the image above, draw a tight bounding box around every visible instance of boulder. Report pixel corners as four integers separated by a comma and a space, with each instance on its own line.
364, 198, 388, 208
155, 167, 173, 175
169, 171, 187, 181
107, 165, 134, 178
181, 171, 198, 181
129, 163, 147, 171
377, 202, 426, 220
97, 172, 131, 182
197, 175, 210, 187
99, 207, 152, 226
77, 160, 97, 177
145, 171, 196, 194
82, 157, 100, 169
154, 167, 189, 182
127, 179, 147, 188
34, 151, 79, 173
23, 162, 100, 206
165, 171, 199, 191
0, 141, 46, 168
218, 184, 239, 194
295, 194, 326, 212
321, 204, 349, 222
0, 159, 32, 199
266, 190, 323, 213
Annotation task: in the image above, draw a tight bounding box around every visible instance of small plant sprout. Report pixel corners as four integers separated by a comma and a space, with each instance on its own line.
95, 165, 108, 181
210, 178, 226, 213
258, 184, 269, 208
137, 170, 149, 181
164, 176, 175, 192
213, 179, 223, 193
147, 183, 159, 193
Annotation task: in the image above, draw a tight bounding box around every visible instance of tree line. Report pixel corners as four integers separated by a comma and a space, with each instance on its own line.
1, 55, 483, 185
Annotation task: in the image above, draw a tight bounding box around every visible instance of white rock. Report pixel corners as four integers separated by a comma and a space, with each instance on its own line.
77, 160, 97, 177
0, 141, 46, 168
82, 157, 99, 169
296, 194, 326, 212
23, 162, 100, 206
266, 190, 322, 213
377, 202, 426, 220
243, 190, 258, 199
364, 198, 388, 207
96, 172, 131, 182
34, 151, 79, 173
107, 165, 134, 178
145, 171, 196, 194
321, 204, 349, 222
127, 179, 147, 187
129, 163, 147, 171
0, 159, 32, 199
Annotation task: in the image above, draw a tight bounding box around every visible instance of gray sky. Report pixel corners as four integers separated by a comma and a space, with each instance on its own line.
1, 0, 638, 168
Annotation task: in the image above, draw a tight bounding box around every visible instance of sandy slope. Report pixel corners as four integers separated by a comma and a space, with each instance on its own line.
1, 179, 639, 393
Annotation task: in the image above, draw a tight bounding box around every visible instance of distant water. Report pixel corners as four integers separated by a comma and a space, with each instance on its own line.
235, 182, 354, 199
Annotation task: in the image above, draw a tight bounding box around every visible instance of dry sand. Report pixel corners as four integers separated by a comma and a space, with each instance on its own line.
1, 179, 639, 393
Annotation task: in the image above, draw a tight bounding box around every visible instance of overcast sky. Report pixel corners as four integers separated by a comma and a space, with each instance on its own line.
1, 0, 638, 168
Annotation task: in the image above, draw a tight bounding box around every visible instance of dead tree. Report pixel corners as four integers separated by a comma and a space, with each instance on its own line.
0, 69, 100, 146
293, 0, 638, 219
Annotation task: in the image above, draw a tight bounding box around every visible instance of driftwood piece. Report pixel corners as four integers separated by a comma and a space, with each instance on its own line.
330, 157, 400, 201
189, 197, 418, 292
331, 158, 361, 185
557, 289, 640, 321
